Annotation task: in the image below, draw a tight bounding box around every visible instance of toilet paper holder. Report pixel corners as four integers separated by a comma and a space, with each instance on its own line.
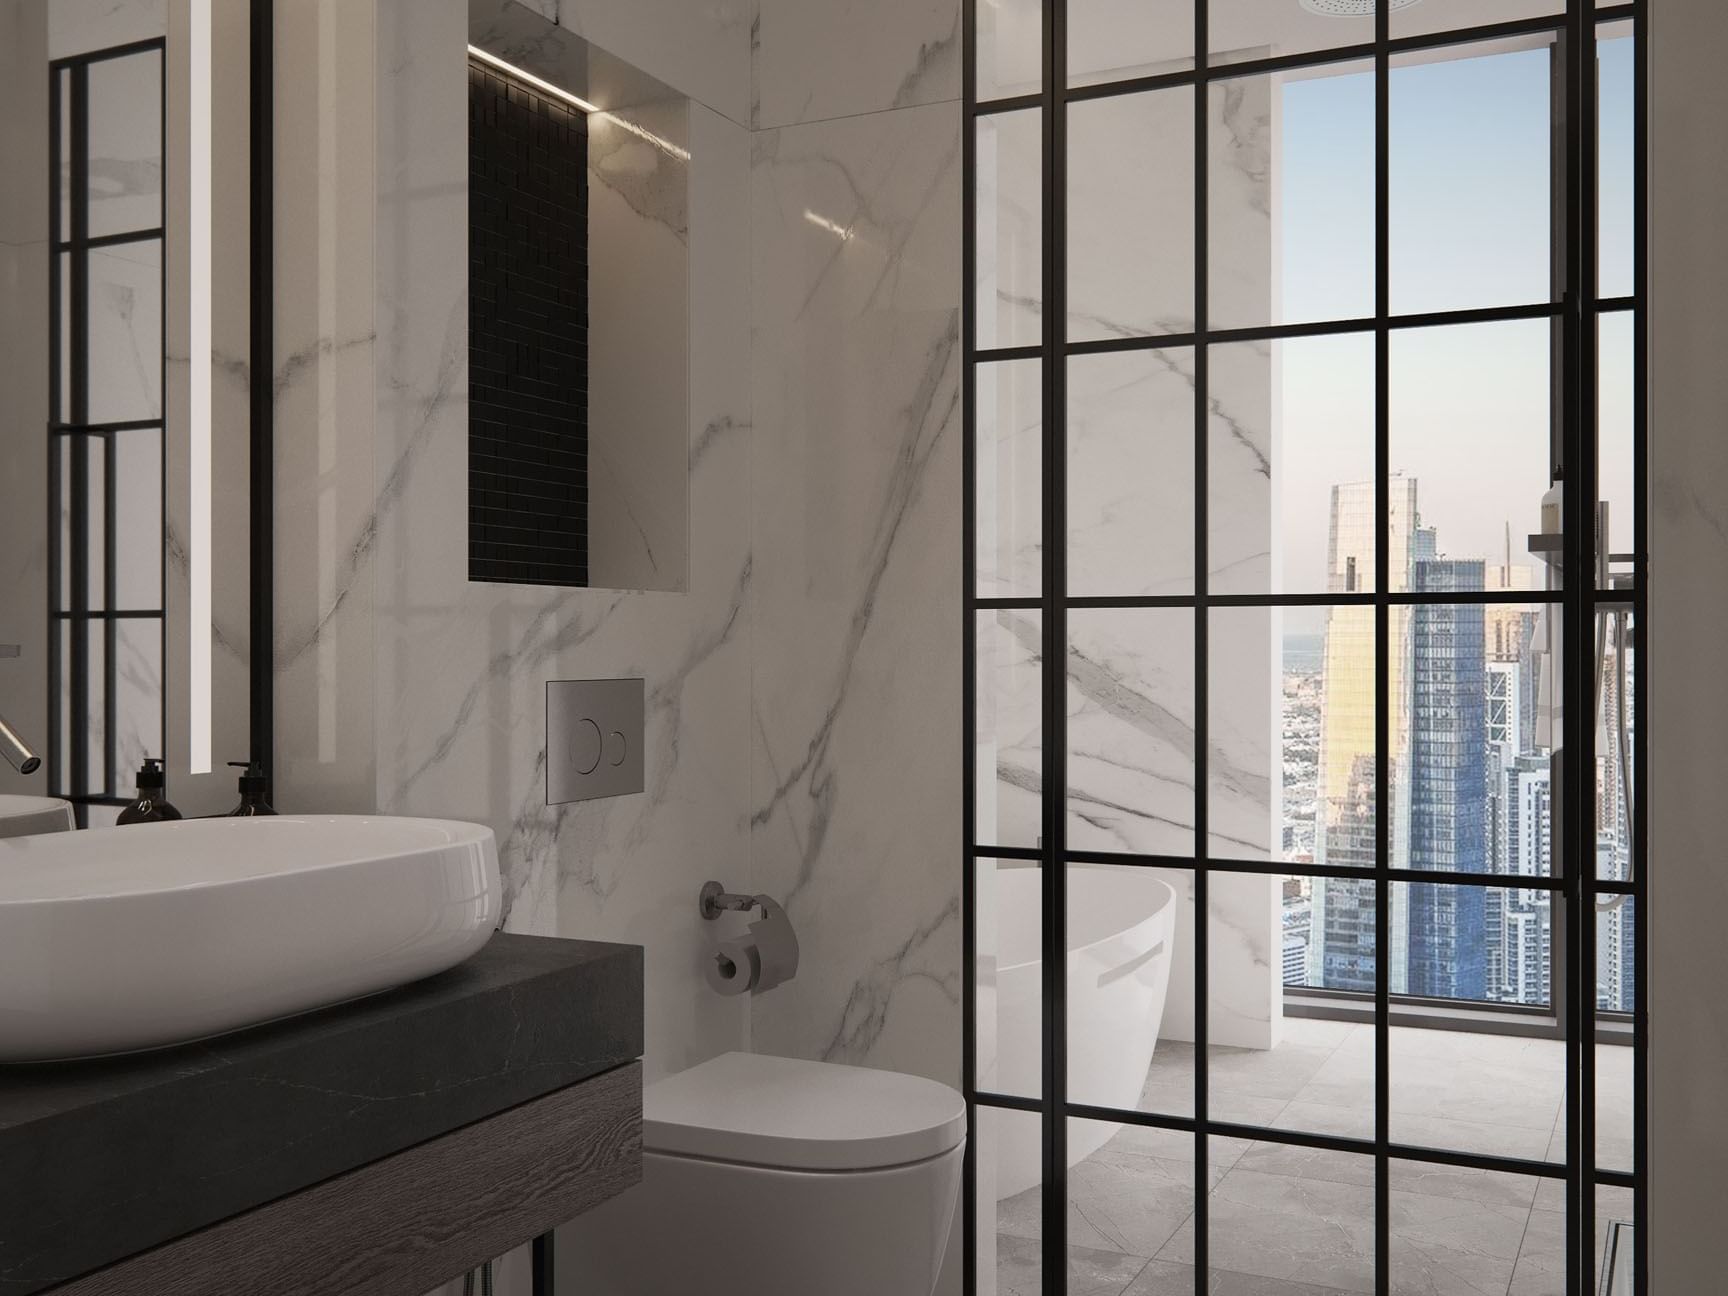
699, 881, 799, 995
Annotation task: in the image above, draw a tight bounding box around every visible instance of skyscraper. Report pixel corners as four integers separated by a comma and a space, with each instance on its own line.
1406, 556, 1488, 1001
1310, 477, 1417, 991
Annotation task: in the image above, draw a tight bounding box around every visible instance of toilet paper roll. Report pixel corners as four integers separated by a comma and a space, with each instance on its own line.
706, 940, 760, 996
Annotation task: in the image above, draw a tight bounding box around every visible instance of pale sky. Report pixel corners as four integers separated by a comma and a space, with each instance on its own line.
1276, 34, 1635, 630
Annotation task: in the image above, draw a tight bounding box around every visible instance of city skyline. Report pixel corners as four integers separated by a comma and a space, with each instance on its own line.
1282, 473, 1634, 1014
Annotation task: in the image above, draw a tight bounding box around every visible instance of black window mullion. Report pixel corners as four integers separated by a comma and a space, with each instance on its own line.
1564, 0, 1602, 1290
1630, 0, 1649, 1287
46, 68, 64, 799
1190, 1, 1210, 1293
68, 61, 90, 824
960, 0, 979, 1286
104, 433, 117, 798
1373, 2, 1391, 1292
1039, 0, 1069, 1290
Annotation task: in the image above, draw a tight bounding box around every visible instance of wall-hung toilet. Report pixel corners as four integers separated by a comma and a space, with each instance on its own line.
562, 1051, 966, 1296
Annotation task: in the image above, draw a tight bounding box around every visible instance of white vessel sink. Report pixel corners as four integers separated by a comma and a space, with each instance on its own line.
0, 794, 73, 839
0, 815, 500, 1063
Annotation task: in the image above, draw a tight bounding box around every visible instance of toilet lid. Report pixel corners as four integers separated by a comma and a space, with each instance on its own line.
643, 1052, 968, 1171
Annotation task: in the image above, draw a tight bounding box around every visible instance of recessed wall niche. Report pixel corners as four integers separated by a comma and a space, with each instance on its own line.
467, 1, 691, 592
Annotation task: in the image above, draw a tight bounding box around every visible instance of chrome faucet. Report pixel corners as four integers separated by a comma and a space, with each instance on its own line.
0, 646, 42, 775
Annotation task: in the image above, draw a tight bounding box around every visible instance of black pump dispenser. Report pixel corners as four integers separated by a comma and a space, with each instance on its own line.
117, 758, 184, 824
226, 761, 277, 816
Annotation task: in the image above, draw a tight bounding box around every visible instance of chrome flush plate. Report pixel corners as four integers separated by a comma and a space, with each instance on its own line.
546, 679, 645, 804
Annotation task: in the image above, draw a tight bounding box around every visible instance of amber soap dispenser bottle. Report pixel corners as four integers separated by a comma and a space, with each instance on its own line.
117, 758, 184, 824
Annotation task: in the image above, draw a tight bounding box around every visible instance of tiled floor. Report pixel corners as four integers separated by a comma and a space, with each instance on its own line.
991, 1019, 1635, 1296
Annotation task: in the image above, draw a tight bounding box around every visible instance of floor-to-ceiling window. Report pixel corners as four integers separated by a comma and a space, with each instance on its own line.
963, 2, 1644, 1293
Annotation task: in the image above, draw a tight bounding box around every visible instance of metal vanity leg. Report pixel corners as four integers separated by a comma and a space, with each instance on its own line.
531, 1231, 554, 1296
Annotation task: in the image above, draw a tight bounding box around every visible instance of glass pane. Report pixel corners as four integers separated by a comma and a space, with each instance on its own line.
1390, 319, 1557, 592
84, 620, 106, 793
1391, 40, 1556, 315
56, 252, 71, 419
114, 617, 161, 780
1390, 930, 1564, 1158
1599, 311, 1636, 578
1062, 1116, 1195, 1289
976, 860, 1041, 1101
979, 1106, 1043, 1296
1597, 1031, 1635, 1174
55, 623, 72, 790
1394, 0, 1561, 38
85, 437, 106, 610
1209, 0, 1372, 70
1596, 607, 1633, 881
978, 360, 1042, 599
1067, 88, 1193, 343
1599, 23, 1634, 300
977, 110, 1042, 351
977, 0, 1042, 103
86, 49, 163, 238
112, 428, 163, 609
1068, 862, 1194, 1119
1207, 607, 1279, 863
87, 239, 162, 424
1212, 63, 1375, 330
1211, 880, 1369, 1139
1211, 333, 1375, 597
1067, 349, 1193, 599
1066, 608, 1195, 857
1312, 605, 1377, 872
56, 436, 73, 610
1390, 1161, 1539, 1296
977, 610, 1043, 851
1196, 1140, 1375, 1292
55, 67, 71, 243
1308, 875, 1378, 995
1069, 0, 1192, 87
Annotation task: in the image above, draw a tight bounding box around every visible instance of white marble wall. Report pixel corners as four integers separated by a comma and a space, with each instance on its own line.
274, 0, 756, 1088
747, 95, 964, 1081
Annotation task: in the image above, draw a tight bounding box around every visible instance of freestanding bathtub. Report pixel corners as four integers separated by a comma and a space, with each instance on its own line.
976, 863, 1178, 1200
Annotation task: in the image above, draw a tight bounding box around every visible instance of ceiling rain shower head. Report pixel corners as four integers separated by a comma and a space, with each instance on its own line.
1299, 0, 1422, 14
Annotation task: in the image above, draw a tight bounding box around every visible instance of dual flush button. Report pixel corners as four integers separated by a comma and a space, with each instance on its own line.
547, 679, 645, 804
570, 717, 627, 775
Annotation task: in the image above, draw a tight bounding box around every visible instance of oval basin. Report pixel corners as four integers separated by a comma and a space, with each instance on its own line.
0, 794, 74, 839
0, 815, 500, 1063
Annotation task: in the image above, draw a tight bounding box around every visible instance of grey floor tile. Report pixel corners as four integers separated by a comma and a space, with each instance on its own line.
1390, 1159, 1543, 1209
1159, 1170, 1376, 1294
1388, 1186, 1528, 1295
1507, 1208, 1565, 1296
994, 1232, 1152, 1296
1124, 1258, 1355, 1295
998, 1149, 1194, 1258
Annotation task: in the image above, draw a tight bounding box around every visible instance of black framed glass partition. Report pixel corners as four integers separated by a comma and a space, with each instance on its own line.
962, 2, 1646, 1293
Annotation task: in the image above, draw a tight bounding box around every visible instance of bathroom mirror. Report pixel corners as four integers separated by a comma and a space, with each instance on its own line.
0, 0, 267, 823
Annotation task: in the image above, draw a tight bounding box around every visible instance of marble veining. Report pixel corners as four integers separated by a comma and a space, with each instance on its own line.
752, 0, 961, 130
748, 96, 963, 1084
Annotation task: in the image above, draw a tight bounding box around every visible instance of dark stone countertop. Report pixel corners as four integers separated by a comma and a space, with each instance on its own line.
0, 933, 643, 1296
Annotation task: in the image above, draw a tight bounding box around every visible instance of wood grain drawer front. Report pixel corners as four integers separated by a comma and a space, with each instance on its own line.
51, 1062, 643, 1296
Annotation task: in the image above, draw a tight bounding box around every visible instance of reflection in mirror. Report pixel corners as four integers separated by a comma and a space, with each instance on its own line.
0, 0, 253, 822
468, 0, 691, 592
